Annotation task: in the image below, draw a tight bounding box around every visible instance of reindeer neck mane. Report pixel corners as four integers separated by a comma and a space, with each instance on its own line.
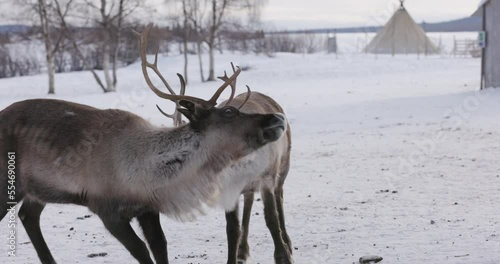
135, 124, 237, 221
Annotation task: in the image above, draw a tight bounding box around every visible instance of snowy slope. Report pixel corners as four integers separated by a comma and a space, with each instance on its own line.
0, 51, 499, 264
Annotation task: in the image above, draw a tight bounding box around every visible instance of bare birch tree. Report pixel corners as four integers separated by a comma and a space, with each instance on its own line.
19, 0, 69, 94
181, 0, 207, 82
79, 0, 140, 92
187, 0, 207, 82
52, 0, 107, 90
205, 0, 267, 81
205, 0, 227, 81
37, 0, 57, 94
181, 0, 190, 84
166, 0, 266, 82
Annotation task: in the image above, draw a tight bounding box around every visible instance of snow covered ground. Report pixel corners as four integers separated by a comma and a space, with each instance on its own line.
1, 51, 499, 264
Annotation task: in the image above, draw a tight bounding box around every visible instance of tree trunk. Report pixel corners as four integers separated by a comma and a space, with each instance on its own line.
99, 0, 114, 93
102, 42, 115, 92
182, 0, 189, 84
112, 0, 125, 88
38, 0, 56, 94
207, 40, 215, 81
47, 56, 56, 94
197, 41, 205, 82
217, 34, 223, 54
206, 0, 217, 81
112, 42, 119, 87
183, 38, 189, 85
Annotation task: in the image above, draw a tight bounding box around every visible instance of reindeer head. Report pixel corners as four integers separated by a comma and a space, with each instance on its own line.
177, 100, 286, 150
134, 23, 286, 152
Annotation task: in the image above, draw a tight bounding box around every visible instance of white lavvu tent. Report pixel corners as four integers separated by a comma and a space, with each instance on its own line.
365, 0, 439, 55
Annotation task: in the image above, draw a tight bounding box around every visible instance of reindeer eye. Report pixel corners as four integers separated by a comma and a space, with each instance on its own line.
222, 106, 238, 117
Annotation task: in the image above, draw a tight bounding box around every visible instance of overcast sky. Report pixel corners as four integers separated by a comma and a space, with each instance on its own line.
262, 0, 481, 29
0, 0, 482, 30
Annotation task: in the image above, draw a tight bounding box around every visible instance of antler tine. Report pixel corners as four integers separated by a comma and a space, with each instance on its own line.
177, 73, 186, 97
172, 73, 186, 125
152, 45, 178, 95
217, 71, 229, 81
216, 62, 240, 107
224, 62, 238, 105
174, 73, 186, 119
155, 73, 188, 126
237, 85, 252, 110
156, 104, 175, 119
135, 23, 212, 106
208, 67, 240, 105
153, 45, 160, 67
217, 71, 233, 107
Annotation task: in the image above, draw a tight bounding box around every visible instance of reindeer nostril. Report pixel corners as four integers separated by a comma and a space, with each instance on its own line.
260, 114, 286, 143
269, 114, 286, 128
274, 113, 285, 121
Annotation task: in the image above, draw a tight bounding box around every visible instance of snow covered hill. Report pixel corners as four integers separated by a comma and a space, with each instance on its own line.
0, 51, 499, 264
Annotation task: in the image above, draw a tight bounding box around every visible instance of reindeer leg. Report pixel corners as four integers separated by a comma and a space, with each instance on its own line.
0, 168, 8, 221
137, 212, 169, 264
262, 187, 292, 264
276, 158, 292, 254
225, 203, 240, 264
0, 204, 7, 221
99, 214, 154, 264
275, 187, 292, 254
18, 199, 56, 264
237, 192, 254, 263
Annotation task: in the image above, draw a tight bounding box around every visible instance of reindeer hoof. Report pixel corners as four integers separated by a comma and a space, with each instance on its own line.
359, 255, 383, 263
275, 254, 293, 264
237, 256, 253, 264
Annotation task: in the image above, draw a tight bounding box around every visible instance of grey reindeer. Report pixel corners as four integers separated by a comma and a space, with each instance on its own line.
0, 24, 287, 264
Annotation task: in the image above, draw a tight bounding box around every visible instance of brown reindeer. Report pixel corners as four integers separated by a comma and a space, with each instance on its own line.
0, 25, 287, 264
154, 51, 293, 264
219, 75, 293, 264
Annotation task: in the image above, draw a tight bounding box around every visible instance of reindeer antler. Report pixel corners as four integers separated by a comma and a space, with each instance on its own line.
218, 62, 251, 109
239, 85, 252, 110
133, 23, 241, 109
154, 73, 185, 126
156, 75, 186, 126
218, 62, 238, 107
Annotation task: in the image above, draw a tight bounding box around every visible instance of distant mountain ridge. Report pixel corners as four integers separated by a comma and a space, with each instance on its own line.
0, 16, 483, 35
0, 25, 30, 33
269, 16, 482, 34
422, 17, 482, 32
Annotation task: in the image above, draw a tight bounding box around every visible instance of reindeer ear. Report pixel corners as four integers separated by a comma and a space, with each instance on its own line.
177, 107, 195, 122
177, 100, 209, 124
179, 100, 195, 111
177, 100, 197, 122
